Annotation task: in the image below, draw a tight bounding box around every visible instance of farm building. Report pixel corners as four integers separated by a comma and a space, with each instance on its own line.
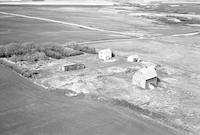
62, 63, 85, 72
98, 49, 112, 61
127, 55, 141, 62
132, 66, 158, 89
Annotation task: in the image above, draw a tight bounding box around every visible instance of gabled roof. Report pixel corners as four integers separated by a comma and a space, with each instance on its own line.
99, 49, 112, 53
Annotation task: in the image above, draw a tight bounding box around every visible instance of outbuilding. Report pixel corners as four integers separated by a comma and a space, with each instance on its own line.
127, 55, 141, 62
132, 66, 158, 89
98, 49, 112, 61
62, 63, 85, 72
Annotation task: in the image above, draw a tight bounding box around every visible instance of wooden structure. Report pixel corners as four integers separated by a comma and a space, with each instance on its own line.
62, 63, 85, 72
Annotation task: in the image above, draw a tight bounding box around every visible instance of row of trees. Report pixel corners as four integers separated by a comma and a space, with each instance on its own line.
67, 42, 97, 54
0, 42, 84, 62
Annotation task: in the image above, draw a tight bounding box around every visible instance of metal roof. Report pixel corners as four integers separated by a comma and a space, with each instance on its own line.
134, 67, 157, 81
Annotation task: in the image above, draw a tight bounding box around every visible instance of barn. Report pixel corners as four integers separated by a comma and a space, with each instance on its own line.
132, 66, 158, 89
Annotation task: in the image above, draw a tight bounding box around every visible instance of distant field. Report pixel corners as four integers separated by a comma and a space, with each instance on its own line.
1, 5, 198, 45
139, 3, 200, 15
0, 15, 120, 44
0, 6, 128, 44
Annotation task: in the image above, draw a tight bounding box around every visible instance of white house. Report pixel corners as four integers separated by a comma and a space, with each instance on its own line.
98, 49, 112, 61
127, 55, 141, 62
132, 66, 158, 89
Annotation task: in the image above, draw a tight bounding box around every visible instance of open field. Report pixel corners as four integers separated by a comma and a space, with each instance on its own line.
0, 5, 131, 44
0, 64, 179, 135
0, 0, 114, 6
0, 2, 200, 135
0, 13, 127, 44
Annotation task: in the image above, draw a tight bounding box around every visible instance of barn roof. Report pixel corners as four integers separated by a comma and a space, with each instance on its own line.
139, 67, 157, 80
133, 67, 157, 81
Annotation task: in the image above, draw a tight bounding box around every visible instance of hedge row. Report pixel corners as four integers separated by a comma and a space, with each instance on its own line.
10, 52, 48, 63
41, 42, 83, 58
67, 44, 97, 54
0, 42, 84, 62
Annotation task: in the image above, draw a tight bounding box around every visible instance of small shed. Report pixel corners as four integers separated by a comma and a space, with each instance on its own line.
62, 63, 85, 72
98, 49, 112, 61
132, 67, 158, 89
127, 55, 141, 62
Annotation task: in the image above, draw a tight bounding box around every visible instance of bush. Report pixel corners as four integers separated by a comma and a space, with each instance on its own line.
21, 42, 39, 53
41, 42, 63, 52
67, 44, 97, 54
10, 52, 47, 62
42, 42, 83, 58
0, 42, 84, 60
80, 46, 97, 54
24, 52, 47, 62
4, 43, 21, 57
62, 48, 84, 57
0, 42, 38, 58
44, 50, 63, 59
30, 52, 47, 61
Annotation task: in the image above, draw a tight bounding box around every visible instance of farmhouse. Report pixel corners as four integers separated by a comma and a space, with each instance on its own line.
132, 66, 158, 89
127, 55, 141, 62
62, 63, 85, 72
98, 49, 112, 61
